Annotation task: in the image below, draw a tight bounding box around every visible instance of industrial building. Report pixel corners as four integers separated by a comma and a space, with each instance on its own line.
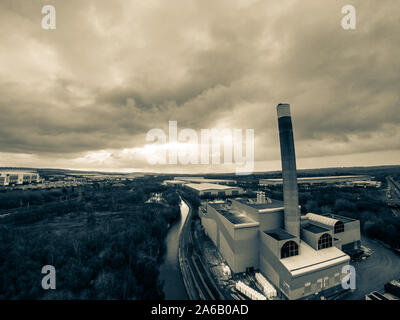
174, 177, 237, 185
185, 183, 244, 197
199, 104, 361, 299
163, 180, 187, 186
163, 177, 238, 189
259, 175, 376, 187
0, 170, 41, 186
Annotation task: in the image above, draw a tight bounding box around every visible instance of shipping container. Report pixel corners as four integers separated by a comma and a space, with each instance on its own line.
384, 280, 400, 298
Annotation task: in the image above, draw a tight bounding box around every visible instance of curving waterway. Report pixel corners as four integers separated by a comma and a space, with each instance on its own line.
159, 200, 189, 299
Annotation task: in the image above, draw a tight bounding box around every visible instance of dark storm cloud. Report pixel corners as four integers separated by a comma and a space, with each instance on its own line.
0, 0, 399, 170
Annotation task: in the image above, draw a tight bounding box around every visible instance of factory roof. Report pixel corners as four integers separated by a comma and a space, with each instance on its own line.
324, 214, 356, 224
302, 223, 330, 234
235, 198, 284, 211
163, 180, 186, 184
280, 241, 350, 277
185, 183, 240, 191
264, 228, 296, 241
209, 203, 258, 226
218, 209, 255, 225
175, 177, 236, 184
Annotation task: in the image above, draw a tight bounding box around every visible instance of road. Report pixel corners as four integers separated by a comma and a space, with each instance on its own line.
386, 176, 400, 206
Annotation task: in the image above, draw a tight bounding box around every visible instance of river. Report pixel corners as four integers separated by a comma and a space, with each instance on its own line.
159, 200, 189, 299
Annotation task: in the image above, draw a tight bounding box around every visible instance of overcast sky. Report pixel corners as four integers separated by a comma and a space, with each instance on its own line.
0, 0, 399, 173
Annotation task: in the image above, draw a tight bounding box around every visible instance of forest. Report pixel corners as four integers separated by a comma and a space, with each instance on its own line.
0, 177, 181, 299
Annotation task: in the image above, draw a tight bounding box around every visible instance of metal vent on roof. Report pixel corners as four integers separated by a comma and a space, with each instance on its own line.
306, 213, 339, 227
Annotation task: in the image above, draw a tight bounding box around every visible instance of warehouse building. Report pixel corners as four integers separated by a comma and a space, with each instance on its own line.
174, 177, 237, 185
199, 104, 361, 299
163, 180, 187, 186
0, 170, 41, 186
259, 175, 374, 186
185, 183, 244, 197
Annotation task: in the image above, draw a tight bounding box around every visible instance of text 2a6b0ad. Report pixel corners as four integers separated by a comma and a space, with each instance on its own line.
195, 304, 249, 315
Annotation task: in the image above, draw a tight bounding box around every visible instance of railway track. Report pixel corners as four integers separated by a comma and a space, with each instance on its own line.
178, 199, 217, 300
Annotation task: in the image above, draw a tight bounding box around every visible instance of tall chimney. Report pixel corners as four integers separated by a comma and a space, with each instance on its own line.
276, 103, 300, 238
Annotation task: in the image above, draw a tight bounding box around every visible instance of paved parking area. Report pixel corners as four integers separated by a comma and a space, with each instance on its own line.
343, 236, 400, 300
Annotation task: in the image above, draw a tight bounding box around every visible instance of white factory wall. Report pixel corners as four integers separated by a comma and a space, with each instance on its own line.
301, 229, 333, 251
337, 221, 361, 247
306, 217, 361, 249
219, 231, 235, 272
259, 230, 281, 259
259, 232, 291, 296
287, 261, 349, 300
200, 214, 218, 246
257, 211, 283, 231
233, 226, 259, 272
203, 203, 259, 273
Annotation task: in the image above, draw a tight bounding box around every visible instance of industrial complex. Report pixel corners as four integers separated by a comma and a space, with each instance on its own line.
0, 170, 41, 186
198, 104, 362, 299
184, 183, 244, 197
163, 177, 243, 197
174, 177, 237, 185
259, 176, 380, 188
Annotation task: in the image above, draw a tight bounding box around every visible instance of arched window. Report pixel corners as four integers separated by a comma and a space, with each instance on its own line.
334, 221, 344, 234
318, 233, 333, 250
281, 241, 299, 259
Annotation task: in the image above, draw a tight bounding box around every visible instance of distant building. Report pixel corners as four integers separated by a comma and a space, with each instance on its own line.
0, 170, 41, 186
174, 177, 237, 185
163, 180, 187, 186
185, 183, 243, 197
259, 175, 376, 187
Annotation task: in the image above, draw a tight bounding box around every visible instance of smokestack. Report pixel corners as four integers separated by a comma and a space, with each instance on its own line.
256, 191, 266, 204
277, 103, 300, 238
